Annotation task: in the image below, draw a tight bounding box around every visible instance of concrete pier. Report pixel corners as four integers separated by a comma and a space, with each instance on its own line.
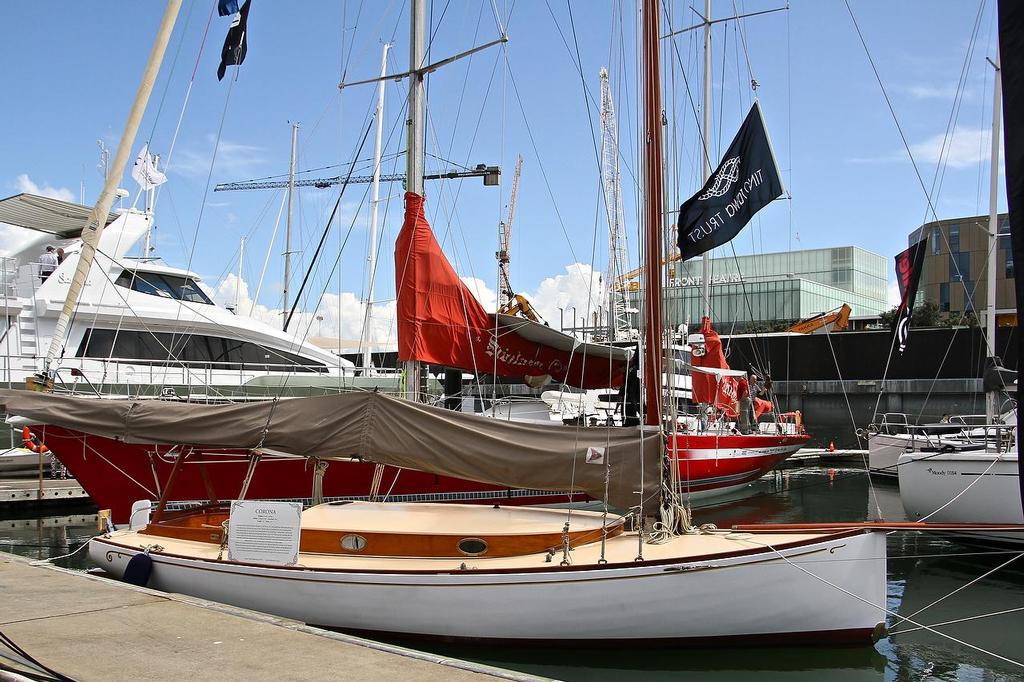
0, 552, 543, 682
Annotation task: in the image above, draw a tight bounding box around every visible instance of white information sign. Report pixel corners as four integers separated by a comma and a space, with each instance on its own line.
227, 500, 302, 566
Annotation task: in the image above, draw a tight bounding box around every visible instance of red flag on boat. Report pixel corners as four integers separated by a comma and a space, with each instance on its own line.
395, 193, 627, 389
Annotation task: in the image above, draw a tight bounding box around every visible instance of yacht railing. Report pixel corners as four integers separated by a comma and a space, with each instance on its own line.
0, 355, 402, 395
870, 412, 1016, 454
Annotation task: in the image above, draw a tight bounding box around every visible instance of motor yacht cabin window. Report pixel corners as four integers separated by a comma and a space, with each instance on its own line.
115, 270, 214, 305
76, 329, 327, 372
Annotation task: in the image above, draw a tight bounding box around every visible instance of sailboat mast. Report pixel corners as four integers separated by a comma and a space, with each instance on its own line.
40, 0, 182, 382
362, 43, 391, 374
283, 122, 299, 331
986, 50, 1002, 424
700, 0, 713, 319
403, 0, 427, 400
642, 0, 665, 426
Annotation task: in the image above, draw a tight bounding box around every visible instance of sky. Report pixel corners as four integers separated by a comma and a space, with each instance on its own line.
0, 1, 1005, 348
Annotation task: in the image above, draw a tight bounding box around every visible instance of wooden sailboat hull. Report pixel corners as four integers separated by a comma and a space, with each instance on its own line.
89, 527, 886, 644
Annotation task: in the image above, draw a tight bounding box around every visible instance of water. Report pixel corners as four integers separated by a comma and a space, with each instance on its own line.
3, 468, 1023, 681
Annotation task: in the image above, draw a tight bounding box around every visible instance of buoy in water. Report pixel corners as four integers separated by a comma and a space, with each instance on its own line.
828, 440, 836, 453
828, 469, 836, 484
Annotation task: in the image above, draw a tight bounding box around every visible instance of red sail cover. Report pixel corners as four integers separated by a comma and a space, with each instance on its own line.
395, 192, 625, 389
690, 317, 771, 418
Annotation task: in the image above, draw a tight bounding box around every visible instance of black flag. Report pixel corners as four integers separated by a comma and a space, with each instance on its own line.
217, 0, 251, 81
677, 101, 784, 261
892, 236, 928, 355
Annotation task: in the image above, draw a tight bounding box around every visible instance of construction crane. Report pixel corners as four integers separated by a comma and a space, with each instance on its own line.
213, 164, 500, 192
496, 155, 523, 309
788, 304, 852, 334
495, 156, 542, 324
614, 252, 682, 291
599, 67, 632, 340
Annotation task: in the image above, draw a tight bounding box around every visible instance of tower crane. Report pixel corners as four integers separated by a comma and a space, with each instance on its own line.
600, 67, 632, 341
495, 155, 542, 323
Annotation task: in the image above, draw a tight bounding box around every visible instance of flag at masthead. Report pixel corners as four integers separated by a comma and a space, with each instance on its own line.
677, 101, 783, 261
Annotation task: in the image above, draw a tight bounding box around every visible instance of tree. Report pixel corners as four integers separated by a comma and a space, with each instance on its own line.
878, 300, 942, 328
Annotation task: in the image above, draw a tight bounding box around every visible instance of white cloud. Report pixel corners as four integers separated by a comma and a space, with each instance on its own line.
171, 135, 266, 179
526, 263, 605, 331
461, 277, 497, 312
208, 273, 398, 349
847, 125, 992, 169
15, 174, 75, 202
910, 125, 991, 169
902, 83, 959, 100
202, 261, 612, 353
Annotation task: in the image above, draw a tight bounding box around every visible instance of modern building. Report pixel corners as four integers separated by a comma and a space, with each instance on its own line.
909, 213, 1015, 325
623, 246, 889, 331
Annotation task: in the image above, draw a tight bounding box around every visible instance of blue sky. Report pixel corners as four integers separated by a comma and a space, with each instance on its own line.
0, 1, 1003, 342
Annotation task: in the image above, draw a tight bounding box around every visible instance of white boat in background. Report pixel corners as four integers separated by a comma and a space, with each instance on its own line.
0, 447, 51, 477
898, 451, 1024, 546
867, 412, 1014, 479
0, 193, 367, 398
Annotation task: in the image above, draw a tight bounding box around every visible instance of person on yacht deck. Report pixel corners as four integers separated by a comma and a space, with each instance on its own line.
38, 246, 58, 282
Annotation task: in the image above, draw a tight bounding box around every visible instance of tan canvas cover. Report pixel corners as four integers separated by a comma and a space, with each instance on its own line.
0, 390, 662, 513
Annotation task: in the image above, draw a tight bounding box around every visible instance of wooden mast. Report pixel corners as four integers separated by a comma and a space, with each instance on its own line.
641, 0, 665, 427
39, 0, 182, 384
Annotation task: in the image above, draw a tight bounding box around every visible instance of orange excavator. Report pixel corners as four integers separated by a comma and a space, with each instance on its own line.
787, 304, 852, 334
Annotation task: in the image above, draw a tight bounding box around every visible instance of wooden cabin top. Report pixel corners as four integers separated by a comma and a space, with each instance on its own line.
141, 501, 625, 559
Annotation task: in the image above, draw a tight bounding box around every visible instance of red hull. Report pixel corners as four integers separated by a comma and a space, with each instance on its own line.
39, 425, 807, 522
667, 432, 810, 496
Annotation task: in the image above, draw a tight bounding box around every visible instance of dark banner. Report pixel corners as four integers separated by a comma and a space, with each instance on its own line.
998, 0, 1024, 504
892, 236, 928, 355
677, 101, 784, 261
217, 0, 251, 81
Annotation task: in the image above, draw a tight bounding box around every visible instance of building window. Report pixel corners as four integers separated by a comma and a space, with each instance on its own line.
939, 282, 950, 312
1008, 248, 1015, 280
931, 226, 941, 255
949, 251, 970, 281
948, 223, 960, 252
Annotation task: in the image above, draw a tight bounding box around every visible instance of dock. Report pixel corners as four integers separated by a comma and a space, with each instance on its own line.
0, 477, 92, 510
0, 551, 543, 681
784, 448, 868, 467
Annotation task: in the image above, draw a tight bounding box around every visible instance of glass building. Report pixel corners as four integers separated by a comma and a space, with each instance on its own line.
624, 246, 889, 330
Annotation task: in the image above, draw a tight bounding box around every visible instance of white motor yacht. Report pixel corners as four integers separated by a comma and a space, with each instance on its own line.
0, 193, 369, 398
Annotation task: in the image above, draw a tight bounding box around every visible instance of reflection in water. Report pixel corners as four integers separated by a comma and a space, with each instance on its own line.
3, 470, 1023, 681
0, 511, 98, 568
